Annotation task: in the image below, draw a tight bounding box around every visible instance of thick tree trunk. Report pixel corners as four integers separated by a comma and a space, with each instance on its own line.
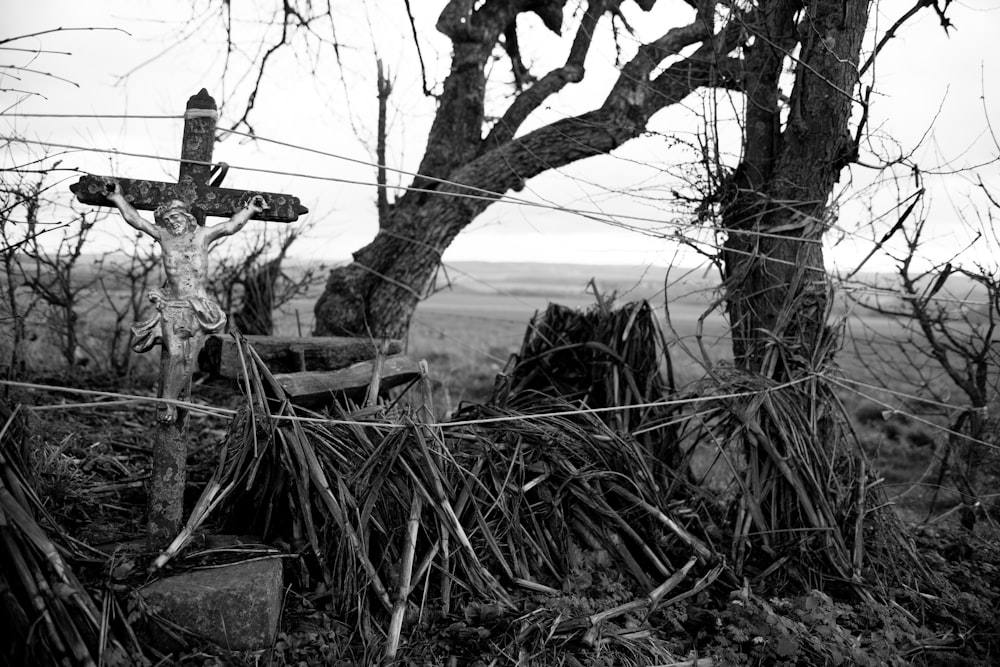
313, 99, 688, 338
712, 1, 874, 577
314, 17, 721, 338
723, 0, 868, 378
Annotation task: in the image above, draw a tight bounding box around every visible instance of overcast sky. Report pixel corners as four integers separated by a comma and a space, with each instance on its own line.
2, 0, 998, 271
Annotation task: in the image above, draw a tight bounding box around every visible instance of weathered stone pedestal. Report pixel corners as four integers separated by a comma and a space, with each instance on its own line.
136, 557, 284, 652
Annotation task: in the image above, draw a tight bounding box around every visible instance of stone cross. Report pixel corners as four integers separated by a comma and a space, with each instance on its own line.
70, 89, 308, 546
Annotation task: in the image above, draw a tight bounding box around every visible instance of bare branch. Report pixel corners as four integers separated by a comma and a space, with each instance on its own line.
844, 189, 924, 280
0, 26, 129, 47
376, 58, 392, 226
482, 0, 617, 151
860, 0, 952, 77
402, 0, 432, 96
0, 65, 78, 88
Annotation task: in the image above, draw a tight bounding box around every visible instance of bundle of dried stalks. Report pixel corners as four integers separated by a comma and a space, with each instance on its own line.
510, 296, 932, 595
178, 334, 720, 663
508, 297, 673, 451
0, 405, 148, 667
172, 299, 934, 662
657, 368, 862, 581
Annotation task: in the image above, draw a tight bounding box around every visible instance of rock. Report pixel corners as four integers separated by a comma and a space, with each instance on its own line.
136, 557, 283, 652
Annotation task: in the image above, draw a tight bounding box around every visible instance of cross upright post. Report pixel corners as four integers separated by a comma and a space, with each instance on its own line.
71, 90, 308, 546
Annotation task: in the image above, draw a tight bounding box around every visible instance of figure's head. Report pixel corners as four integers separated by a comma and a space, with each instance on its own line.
154, 199, 197, 235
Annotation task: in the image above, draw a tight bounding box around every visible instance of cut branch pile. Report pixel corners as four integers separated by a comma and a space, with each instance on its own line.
507, 297, 673, 454
650, 368, 862, 581
161, 334, 721, 662
509, 297, 934, 593
162, 301, 934, 662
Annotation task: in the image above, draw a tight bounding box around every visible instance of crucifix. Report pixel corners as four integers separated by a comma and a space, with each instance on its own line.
71, 89, 308, 546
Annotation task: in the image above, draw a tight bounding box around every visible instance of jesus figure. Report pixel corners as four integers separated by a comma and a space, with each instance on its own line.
102, 177, 268, 422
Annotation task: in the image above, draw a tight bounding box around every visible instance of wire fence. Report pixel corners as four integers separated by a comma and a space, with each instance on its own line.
1, 109, 996, 450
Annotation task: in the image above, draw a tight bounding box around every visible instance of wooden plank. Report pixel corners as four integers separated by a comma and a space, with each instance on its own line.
199, 335, 403, 378
273, 355, 422, 405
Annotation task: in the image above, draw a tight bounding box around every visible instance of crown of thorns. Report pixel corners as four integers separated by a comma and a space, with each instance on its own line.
153, 199, 194, 222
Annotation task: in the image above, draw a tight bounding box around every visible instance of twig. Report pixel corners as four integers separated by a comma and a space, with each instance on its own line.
364, 339, 390, 408
562, 557, 698, 644
385, 492, 422, 661
608, 483, 713, 561
82, 479, 146, 495
0, 26, 129, 47
853, 457, 866, 575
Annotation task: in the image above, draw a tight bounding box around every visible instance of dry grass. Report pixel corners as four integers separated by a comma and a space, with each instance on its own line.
0, 404, 148, 666
156, 333, 714, 664
3, 285, 997, 664
138, 299, 936, 663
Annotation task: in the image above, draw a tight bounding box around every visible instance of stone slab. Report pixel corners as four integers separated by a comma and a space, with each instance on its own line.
136, 556, 283, 651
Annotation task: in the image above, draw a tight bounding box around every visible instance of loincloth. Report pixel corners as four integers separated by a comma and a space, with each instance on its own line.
131, 289, 226, 353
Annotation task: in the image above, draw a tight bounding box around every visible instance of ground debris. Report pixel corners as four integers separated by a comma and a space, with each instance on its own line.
3, 301, 999, 665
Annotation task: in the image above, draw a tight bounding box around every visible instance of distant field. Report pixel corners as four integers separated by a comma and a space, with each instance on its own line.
267, 260, 960, 398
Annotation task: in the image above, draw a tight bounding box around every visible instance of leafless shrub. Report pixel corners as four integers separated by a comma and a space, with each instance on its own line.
208, 223, 324, 336
93, 235, 162, 377
843, 203, 999, 528
0, 172, 44, 379
18, 209, 103, 371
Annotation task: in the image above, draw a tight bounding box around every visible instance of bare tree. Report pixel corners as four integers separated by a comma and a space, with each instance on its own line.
0, 154, 108, 374
19, 210, 102, 370
844, 207, 999, 527
155, 1, 955, 364
717, 0, 866, 378
0, 26, 116, 376
315, 0, 738, 339
94, 234, 161, 377
376, 57, 392, 227
0, 172, 46, 379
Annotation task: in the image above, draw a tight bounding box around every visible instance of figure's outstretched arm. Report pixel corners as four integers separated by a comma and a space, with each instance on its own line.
204, 194, 269, 244
102, 178, 159, 238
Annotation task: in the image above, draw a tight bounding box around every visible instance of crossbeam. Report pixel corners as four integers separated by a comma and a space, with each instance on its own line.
70, 89, 307, 223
